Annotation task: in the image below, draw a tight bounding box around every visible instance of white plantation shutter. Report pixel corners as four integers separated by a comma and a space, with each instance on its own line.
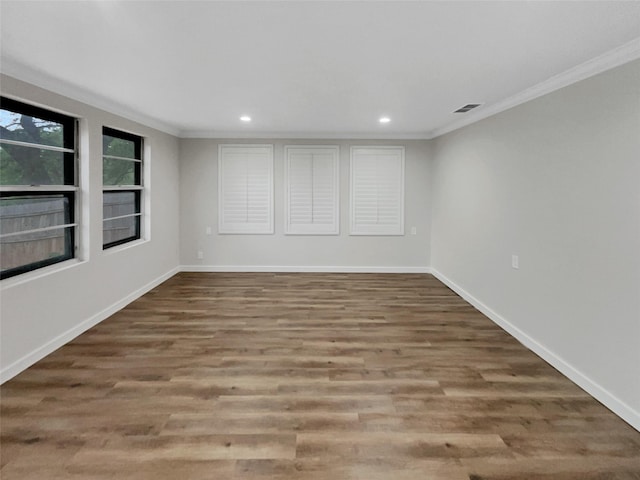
218, 145, 274, 234
350, 146, 404, 235
285, 146, 339, 235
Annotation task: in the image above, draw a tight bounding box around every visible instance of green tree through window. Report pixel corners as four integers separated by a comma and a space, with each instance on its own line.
0, 112, 66, 185
103, 134, 136, 186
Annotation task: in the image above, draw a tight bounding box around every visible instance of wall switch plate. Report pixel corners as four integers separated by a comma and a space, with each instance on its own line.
197, 250, 204, 259
512, 255, 519, 269
411, 226, 417, 235
205, 226, 212, 235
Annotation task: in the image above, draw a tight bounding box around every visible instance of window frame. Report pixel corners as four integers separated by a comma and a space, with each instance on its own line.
102, 126, 144, 249
0, 96, 78, 280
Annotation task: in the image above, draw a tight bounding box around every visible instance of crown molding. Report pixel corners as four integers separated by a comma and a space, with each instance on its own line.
179, 130, 430, 140
429, 37, 640, 139
0, 57, 181, 137
3, 36, 638, 141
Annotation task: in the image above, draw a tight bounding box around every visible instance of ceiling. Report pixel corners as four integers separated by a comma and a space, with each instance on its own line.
1, 1, 639, 138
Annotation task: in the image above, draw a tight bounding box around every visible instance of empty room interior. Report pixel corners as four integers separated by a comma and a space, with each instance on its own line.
1, 1, 639, 479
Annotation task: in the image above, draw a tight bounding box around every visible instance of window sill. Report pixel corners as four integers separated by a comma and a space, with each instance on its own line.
102, 238, 149, 255
285, 231, 340, 236
0, 257, 86, 290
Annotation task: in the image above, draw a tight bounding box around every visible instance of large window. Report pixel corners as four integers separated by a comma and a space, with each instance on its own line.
218, 144, 274, 234
102, 127, 143, 249
350, 146, 405, 235
285, 145, 339, 235
0, 97, 77, 280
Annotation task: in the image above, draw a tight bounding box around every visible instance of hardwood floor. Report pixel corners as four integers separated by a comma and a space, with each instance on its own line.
1, 272, 638, 479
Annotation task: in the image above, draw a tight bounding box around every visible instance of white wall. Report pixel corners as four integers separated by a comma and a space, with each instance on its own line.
430, 60, 640, 428
0, 75, 181, 381
179, 139, 431, 271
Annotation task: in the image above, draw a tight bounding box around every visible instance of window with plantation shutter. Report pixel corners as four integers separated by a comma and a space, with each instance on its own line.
218, 144, 273, 234
285, 145, 339, 235
350, 146, 404, 236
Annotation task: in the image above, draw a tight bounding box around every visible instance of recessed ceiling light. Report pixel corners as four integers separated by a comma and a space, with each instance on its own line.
379, 116, 391, 124
240, 115, 251, 122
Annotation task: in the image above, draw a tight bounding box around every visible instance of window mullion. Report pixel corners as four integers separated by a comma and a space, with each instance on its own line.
0, 223, 78, 239
0, 138, 75, 153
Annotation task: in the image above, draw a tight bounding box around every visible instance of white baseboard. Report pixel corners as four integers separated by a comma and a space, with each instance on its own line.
430, 268, 640, 432
180, 265, 432, 274
0, 266, 180, 384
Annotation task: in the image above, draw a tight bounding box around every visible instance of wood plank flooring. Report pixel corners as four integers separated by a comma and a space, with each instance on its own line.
1, 272, 639, 479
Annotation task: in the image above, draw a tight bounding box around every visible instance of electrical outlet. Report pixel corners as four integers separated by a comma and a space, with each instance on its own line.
512, 255, 519, 269
410, 226, 417, 235
205, 226, 212, 235
197, 250, 204, 260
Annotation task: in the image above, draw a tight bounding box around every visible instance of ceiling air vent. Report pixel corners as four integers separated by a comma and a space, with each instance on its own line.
454, 103, 482, 113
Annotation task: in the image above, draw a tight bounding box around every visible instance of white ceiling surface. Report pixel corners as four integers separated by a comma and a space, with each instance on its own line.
1, 1, 639, 139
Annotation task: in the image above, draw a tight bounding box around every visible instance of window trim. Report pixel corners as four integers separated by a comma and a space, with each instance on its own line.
102, 126, 144, 250
0, 96, 78, 280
